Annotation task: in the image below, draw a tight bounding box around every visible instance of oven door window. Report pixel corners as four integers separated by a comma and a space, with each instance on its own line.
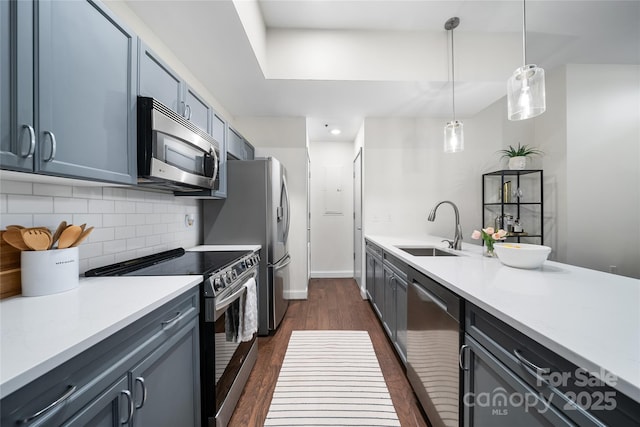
214, 298, 255, 413
155, 132, 214, 177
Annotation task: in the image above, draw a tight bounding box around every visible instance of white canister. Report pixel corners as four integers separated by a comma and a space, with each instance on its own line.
21, 247, 79, 296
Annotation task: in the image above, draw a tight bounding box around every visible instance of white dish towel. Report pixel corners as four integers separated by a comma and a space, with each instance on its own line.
238, 277, 257, 342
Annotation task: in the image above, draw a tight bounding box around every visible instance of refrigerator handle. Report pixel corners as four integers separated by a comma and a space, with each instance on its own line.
282, 175, 291, 244
270, 253, 291, 270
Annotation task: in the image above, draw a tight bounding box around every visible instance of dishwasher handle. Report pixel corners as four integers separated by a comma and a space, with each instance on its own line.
411, 281, 448, 312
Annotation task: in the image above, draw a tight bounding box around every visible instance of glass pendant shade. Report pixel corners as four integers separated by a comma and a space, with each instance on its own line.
507, 64, 546, 120
444, 120, 464, 153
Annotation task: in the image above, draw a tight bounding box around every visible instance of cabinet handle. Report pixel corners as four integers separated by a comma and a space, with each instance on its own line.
43, 130, 57, 162
161, 311, 182, 328
185, 104, 192, 120
120, 389, 134, 424
135, 376, 148, 409
19, 385, 77, 424
513, 349, 550, 383
459, 344, 469, 371
21, 125, 36, 158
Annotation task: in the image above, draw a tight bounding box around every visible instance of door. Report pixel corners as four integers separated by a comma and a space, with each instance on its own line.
36, 0, 136, 183
269, 253, 291, 330
138, 41, 182, 114
62, 376, 130, 427
462, 335, 572, 427
184, 84, 211, 133
0, 0, 34, 172
353, 148, 363, 292
271, 158, 290, 263
306, 150, 311, 282
129, 319, 200, 427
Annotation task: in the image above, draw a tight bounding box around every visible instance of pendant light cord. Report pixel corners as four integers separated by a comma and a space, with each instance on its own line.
522, 0, 527, 66
451, 24, 456, 121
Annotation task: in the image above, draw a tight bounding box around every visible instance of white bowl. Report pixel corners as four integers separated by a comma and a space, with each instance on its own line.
493, 243, 552, 269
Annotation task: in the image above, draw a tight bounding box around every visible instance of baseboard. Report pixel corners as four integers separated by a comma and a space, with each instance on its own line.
310, 271, 354, 279
285, 289, 308, 300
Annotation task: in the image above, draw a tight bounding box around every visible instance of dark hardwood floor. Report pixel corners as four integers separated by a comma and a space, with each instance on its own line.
228, 278, 429, 427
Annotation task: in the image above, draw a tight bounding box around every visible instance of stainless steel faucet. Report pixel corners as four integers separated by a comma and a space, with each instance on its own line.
428, 201, 463, 250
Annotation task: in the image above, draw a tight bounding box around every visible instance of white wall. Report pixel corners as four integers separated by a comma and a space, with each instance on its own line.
565, 64, 640, 278
0, 180, 201, 274
234, 117, 309, 299
308, 141, 354, 277
361, 65, 640, 278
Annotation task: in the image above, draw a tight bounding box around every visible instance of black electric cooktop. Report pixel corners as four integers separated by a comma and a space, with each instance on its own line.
84, 248, 250, 277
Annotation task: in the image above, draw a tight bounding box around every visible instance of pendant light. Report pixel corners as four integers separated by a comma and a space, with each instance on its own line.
507, 0, 546, 120
444, 17, 463, 153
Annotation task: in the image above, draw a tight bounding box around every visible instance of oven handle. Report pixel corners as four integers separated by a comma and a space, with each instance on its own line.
215, 285, 246, 314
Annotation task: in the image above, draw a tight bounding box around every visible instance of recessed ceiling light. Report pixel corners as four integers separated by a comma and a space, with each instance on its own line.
330, 128, 341, 135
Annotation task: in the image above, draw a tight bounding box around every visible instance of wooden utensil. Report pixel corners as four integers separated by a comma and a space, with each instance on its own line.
2, 228, 30, 251
58, 225, 82, 249
21, 229, 52, 251
70, 226, 94, 247
50, 221, 67, 249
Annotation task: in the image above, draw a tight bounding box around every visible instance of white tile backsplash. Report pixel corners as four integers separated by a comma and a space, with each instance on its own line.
1, 180, 201, 274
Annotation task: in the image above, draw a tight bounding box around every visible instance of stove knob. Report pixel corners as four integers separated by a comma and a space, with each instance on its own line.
231, 270, 238, 280
213, 277, 222, 291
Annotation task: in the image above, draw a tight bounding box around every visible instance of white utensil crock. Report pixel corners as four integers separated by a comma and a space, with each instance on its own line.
21, 247, 79, 296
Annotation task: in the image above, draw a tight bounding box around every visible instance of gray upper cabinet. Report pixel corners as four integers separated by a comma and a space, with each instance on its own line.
1, 0, 137, 184
139, 41, 212, 135
227, 127, 254, 160
185, 85, 212, 134
0, 0, 34, 172
36, 0, 137, 183
138, 41, 182, 114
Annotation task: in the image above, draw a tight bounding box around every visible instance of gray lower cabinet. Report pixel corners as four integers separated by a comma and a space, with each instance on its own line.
394, 271, 407, 363
129, 318, 200, 427
365, 241, 408, 363
0, 288, 200, 427
1, 0, 137, 184
463, 303, 640, 427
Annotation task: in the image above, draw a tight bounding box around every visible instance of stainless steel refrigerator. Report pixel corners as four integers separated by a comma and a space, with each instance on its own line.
203, 157, 291, 335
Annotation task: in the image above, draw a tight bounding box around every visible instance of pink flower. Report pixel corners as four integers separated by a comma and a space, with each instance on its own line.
471, 230, 482, 240
496, 229, 508, 239
491, 232, 502, 240
482, 227, 495, 235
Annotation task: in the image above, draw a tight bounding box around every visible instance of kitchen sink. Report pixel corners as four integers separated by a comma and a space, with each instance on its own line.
395, 246, 458, 257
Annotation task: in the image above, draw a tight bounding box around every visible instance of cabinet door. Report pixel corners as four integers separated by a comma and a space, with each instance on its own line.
395, 275, 407, 363
184, 85, 211, 134
365, 251, 375, 300
61, 376, 131, 427
138, 41, 182, 114
463, 335, 572, 427
243, 140, 255, 160
227, 127, 244, 160
373, 256, 384, 318
129, 318, 200, 427
383, 267, 396, 339
36, 0, 137, 184
0, 0, 34, 172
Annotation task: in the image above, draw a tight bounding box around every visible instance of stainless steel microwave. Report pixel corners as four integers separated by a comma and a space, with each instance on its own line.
137, 96, 219, 193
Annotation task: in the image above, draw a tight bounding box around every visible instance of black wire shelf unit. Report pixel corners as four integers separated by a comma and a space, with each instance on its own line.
481, 169, 544, 244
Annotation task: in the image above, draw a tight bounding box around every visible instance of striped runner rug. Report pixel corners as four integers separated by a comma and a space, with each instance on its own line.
264, 330, 401, 426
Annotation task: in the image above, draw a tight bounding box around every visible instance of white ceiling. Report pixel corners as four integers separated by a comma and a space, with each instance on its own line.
124, 0, 640, 142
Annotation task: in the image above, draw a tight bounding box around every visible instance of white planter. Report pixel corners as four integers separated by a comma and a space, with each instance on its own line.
508, 156, 527, 170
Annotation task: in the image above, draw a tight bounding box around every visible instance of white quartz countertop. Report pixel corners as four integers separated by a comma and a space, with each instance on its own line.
0, 244, 260, 399
366, 234, 640, 403
0, 275, 201, 398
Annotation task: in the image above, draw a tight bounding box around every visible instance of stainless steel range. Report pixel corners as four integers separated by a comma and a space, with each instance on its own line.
85, 247, 260, 427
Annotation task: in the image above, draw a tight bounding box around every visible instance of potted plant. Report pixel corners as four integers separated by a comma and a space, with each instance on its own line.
498, 143, 543, 170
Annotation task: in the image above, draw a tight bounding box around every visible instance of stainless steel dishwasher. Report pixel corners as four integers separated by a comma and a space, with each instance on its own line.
407, 267, 462, 427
